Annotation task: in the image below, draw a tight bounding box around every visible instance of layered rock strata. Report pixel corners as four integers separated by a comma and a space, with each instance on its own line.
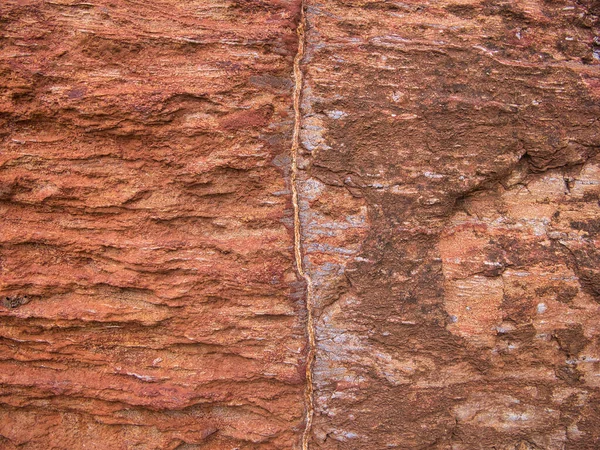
1, 0, 600, 449
0, 0, 306, 448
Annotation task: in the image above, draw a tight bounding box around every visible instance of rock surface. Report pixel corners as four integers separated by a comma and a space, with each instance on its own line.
1, 0, 599, 449
0, 1, 306, 448
299, 0, 600, 448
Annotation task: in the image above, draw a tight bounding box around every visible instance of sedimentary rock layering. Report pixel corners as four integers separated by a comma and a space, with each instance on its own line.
0, 1, 306, 447
1, 0, 599, 449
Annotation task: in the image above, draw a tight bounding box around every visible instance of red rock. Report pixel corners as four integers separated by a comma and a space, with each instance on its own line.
298, 0, 600, 448
0, 0, 306, 448
1, 0, 600, 449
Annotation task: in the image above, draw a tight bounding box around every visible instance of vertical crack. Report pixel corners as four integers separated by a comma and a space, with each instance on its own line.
290, 3, 315, 449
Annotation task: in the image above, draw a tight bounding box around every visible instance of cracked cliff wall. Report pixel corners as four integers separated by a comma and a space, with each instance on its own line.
1, 0, 600, 449
0, 0, 307, 448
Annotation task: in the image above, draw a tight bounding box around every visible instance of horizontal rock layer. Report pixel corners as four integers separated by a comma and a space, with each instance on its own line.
1, 0, 600, 449
0, 0, 306, 448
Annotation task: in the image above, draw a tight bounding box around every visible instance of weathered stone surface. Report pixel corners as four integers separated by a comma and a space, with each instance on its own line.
298, 0, 600, 448
0, 1, 306, 448
1, 0, 600, 449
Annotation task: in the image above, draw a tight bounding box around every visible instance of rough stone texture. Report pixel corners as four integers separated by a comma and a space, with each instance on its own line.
0, 1, 307, 448
1, 0, 600, 449
298, 0, 600, 449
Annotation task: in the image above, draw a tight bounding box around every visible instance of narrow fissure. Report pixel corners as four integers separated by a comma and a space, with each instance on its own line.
290, 3, 315, 449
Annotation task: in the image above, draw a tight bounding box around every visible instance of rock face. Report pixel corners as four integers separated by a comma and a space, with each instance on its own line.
299, 1, 600, 448
0, 1, 306, 448
1, 0, 599, 449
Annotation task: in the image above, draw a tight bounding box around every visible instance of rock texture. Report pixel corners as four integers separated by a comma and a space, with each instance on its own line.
298, 0, 600, 448
0, 0, 306, 448
1, 0, 600, 449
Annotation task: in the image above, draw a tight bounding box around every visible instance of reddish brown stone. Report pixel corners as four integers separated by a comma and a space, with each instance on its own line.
1, 0, 600, 449
298, 0, 600, 448
0, 0, 306, 448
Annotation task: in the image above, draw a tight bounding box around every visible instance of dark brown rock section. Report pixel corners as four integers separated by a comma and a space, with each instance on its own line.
0, 1, 307, 448
299, 0, 600, 448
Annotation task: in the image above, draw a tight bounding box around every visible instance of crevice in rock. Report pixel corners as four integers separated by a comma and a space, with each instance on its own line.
289, 2, 315, 449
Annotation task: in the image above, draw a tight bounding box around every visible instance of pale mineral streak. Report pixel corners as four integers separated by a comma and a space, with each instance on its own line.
1, 0, 600, 449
